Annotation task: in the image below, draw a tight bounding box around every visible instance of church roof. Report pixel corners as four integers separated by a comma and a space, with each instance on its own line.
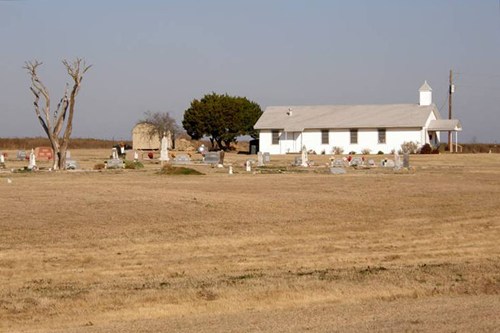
254, 104, 440, 132
419, 80, 432, 92
427, 119, 462, 131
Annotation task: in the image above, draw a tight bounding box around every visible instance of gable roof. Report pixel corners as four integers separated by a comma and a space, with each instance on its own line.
254, 104, 440, 132
419, 81, 432, 92
427, 119, 462, 131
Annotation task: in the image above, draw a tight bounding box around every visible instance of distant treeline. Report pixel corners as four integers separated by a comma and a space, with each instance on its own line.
0, 137, 132, 150
460, 143, 500, 154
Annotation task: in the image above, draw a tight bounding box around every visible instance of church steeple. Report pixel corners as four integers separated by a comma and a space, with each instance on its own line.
419, 81, 432, 106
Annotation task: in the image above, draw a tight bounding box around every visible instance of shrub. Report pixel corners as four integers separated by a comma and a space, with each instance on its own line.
361, 148, 371, 155
420, 143, 432, 154
158, 165, 204, 175
400, 141, 419, 154
124, 160, 144, 169
332, 146, 344, 154
94, 163, 105, 170
349, 151, 356, 155
377, 151, 384, 155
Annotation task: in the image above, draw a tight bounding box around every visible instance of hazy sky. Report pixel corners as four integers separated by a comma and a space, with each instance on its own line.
1, 0, 499, 142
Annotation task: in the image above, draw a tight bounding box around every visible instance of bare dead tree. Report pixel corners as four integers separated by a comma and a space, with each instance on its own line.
24, 59, 91, 170
137, 111, 180, 149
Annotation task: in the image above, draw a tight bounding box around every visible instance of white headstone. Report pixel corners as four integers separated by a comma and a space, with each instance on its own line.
111, 147, 119, 160
160, 134, 170, 163
257, 152, 264, 167
245, 160, 251, 172
394, 150, 401, 168
134, 151, 139, 162
301, 145, 308, 167
0, 154, 4, 164
28, 149, 36, 169
229, 165, 233, 175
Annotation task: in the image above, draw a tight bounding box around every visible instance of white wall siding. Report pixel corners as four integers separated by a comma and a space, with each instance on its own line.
260, 128, 426, 155
259, 130, 281, 155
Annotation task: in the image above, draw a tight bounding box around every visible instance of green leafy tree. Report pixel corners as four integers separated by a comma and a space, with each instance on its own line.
182, 93, 262, 150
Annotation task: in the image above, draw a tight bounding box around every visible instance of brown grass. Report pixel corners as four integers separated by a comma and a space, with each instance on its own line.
0, 151, 499, 332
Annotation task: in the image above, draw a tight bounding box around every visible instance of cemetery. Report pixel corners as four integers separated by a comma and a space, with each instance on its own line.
0, 144, 499, 332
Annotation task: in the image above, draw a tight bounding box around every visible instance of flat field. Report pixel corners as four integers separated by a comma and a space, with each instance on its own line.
0, 151, 499, 332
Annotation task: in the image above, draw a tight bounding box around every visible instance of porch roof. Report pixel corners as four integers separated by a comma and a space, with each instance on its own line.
427, 119, 462, 131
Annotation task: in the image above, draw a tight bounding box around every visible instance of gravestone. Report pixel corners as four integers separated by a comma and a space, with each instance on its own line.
257, 152, 264, 167
107, 147, 124, 169
65, 159, 79, 170
17, 150, 27, 161
35, 147, 53, 161
111, 147, 119, 160
106, 159, 124, 169
204, 152, 220, 165
368, 159, 376, 167
173, 154, 191, 165
263, 152, 271, 164
28, 149, 37, 170
0, 153, 5, 169
228, 165, 233, 175
332, 159, 345, 167
245, 160, 252, 172
350, 157, 363, 166
301, 145, 309, 167
330, 167, 346, 174
385, 159, 395, 168
403, 153, 410, 168
393, 150, 401, 169
160, 134, 170, 164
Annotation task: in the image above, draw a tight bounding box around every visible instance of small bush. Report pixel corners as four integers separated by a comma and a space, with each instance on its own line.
94, 163, 105, 170
377, 151, 384, 155
401, 141, 419, 154
158, 165, 204, 175
124, 160, 144, 169
349, 151, 356, 155
361, 148, 371, 155
420, 143, 432, 154
332, 146, 344, 155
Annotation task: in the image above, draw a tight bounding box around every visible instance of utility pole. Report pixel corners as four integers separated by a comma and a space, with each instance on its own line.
448, 69, 453, 153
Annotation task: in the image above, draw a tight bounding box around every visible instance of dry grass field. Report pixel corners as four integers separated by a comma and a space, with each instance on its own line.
0, 150, 499, 332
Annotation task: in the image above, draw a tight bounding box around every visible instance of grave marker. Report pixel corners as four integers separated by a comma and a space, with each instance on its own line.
257, 152, 264, 167
330, 167, 346, 174
160, 134, 170, 164
28, 149, 37, 170
107, 147, 124, 169
17, 150, 27, 161
204, 152, 220, 165
173, 154, 191, 165
35, 147, 53, 161
301, 145, 309, 167
263, 152, 271, 164
403, 153, 410, 168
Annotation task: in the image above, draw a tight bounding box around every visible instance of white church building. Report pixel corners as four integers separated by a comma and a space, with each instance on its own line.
254, 81, 462, 155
